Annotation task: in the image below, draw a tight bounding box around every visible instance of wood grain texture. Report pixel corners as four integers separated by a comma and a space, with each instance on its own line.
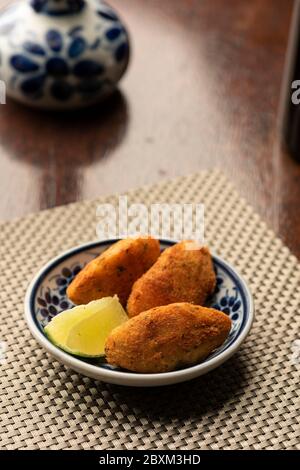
1, 0, 299, 256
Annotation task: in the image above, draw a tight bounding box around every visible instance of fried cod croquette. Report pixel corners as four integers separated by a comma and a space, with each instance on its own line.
105, 303, 231, 373
67, 237, 160, 306
127, 241, 216, 317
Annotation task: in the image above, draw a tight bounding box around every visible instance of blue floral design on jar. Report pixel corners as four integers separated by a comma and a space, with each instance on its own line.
2, 0, 130, 108
10, 28, 116, 101
31, 0, 85, 15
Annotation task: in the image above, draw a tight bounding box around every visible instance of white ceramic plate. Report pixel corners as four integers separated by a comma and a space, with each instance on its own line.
25, 239, 254, 387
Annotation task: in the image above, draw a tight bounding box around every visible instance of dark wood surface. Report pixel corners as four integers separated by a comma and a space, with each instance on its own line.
1, 0, 300, 256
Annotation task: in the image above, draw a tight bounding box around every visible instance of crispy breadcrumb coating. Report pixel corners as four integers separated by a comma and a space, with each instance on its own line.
127, 241, 216, 317
105, 303, 231, 373
67, 237, 160, 306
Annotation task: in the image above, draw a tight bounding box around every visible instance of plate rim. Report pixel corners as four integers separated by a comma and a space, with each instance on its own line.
24, 239, 255, 387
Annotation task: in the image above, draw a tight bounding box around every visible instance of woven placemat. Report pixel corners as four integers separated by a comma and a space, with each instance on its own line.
0, 170, 299, 450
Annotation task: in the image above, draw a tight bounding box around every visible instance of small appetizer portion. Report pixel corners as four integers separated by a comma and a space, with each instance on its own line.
127, 241, 216, 317
67, 237, 160, 306
105, 303, 231, 373
44, 296, 128, 357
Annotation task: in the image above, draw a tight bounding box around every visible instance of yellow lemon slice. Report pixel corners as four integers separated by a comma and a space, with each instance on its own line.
44, 296, 128, 357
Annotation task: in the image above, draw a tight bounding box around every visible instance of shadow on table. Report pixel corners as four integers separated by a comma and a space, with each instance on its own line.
0, 90, 128, 207
1, 90, 128, 167
99, 352, 249, 420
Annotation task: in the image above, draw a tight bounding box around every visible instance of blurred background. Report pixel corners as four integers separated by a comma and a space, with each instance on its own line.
0, 0, 299, 255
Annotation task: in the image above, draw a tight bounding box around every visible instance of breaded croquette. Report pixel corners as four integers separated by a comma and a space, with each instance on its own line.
67, 237, 160, 306
127, 241, 216, 317
105, 303, 231, 373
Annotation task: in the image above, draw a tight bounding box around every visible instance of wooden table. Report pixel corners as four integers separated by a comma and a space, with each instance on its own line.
1, 0, 299, 256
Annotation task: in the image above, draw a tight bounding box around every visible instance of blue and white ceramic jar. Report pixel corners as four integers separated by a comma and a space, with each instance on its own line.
0, 0, 130, 109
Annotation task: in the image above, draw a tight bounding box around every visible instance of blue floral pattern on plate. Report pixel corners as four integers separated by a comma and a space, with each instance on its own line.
36, 254, 98, 326
30, 240, 251, 372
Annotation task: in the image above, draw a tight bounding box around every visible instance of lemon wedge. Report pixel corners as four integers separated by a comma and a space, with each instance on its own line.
44, 296, 128, 357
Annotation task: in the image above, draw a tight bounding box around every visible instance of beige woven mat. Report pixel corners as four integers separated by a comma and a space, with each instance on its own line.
0, 170, 299, 450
